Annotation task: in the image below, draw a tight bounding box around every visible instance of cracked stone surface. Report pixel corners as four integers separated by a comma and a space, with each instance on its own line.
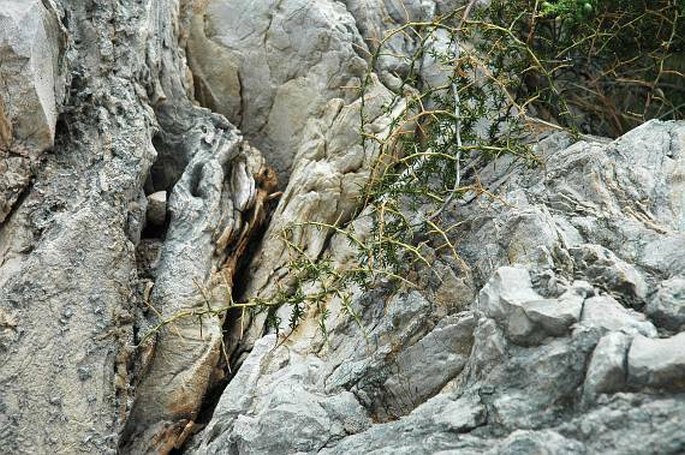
191, 119, 685, 454
1, 0, 684, 454
188, 0, 367, 182
0, 0, 66, 224
0, 0, 271, 453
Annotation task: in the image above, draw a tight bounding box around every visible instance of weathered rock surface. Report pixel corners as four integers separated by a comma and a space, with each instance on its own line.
145, 191, 167, 227
188, 0, 367, 180
583, 331, 632, 400
233, 75, 408, 351
645, 277, 685, 331
580, 295, 657, 337
570, 243, 648, 308
0, 0, 270, 453
2, 0, 685, 454
191, 119, 685, 454
628, 333, 685, 391
0, 0, 66, 224
120, 103, 275, 454
476, 266, 586, 345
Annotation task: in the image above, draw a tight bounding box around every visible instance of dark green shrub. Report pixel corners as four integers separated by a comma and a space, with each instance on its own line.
482, 0, 685, 136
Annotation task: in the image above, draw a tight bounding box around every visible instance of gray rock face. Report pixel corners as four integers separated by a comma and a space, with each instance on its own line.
476, 267, 585, 345
494, 429, 586, 455
189, 0, 367, 180
0, 0, 270, 453
0, 1, 65, 148
0, 0, 167, 449
192, 119, 685, 455
0, 0, 66, 224
120, 103, 272, 454
570, 244, 648, 308
2, 0, 685, 454
645, 277, 685, 331
197, 335, 372, 455
628, 333, 685, 391
580, 295, 657, 337
235, 77, 408, 351
583, 332, 632, 400
558, 394, 685, 454
342, 0, 431, 83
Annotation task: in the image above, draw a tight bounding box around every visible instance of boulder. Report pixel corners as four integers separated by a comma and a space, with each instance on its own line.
476, 267, 584, 344
644, 277, 685, 332
628, 333, 685, 391
583, 331, 632, 400
579, 296, 657, 337
0, 1, 64, 150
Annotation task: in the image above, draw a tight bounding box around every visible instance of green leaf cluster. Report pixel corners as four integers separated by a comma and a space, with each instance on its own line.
485, 0, 685, 135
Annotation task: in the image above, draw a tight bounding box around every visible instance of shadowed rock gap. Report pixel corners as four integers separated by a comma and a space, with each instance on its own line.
174, 177, 283, 453
119, 96, 280, 452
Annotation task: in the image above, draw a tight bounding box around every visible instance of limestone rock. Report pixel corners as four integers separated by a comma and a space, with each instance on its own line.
145, 191, 167, 227
571, 244, 648, 308
524, 287, 586, 336
493, 429, 586, 455
193, 115, 685, 454
342, 0, 430, 85
236, 75, 407, 348
433, 393, 487, 432
0, 0, 66, 223
3, 0, 685, 454
192, 284, 473, 452
366, 311, 476, 420
0, 1, 268, 453
194, 335, 372, 454
628, 332, 685, 391
0, 1, 64, 149
583, 332, 632, 400
120, 103, 270, 454
644, 277, 685, 332
557, 394, 685, 454
476, 267, 584, 345
189, 0, 367, 180
579, 296, 657, 337
0, 0, 165, 449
